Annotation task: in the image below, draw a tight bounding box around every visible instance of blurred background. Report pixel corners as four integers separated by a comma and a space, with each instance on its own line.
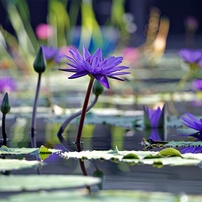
1, 0, 202, 115
1, 0, 202, 49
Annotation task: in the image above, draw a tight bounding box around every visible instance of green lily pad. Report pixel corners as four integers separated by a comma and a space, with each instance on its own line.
0, 146, 61, 157
122, 153, 139, 159
62, 150, 202, 167
4, 189, 202, 202
0, 175, 100, 192
0, 159, 43, 171
158, 148, 183, 157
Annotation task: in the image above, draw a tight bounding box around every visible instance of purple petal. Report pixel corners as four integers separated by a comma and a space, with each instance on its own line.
94, 75, 110, 89
68, 72, 88, 79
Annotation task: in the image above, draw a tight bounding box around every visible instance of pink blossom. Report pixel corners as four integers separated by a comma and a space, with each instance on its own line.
36, 24, 54, 40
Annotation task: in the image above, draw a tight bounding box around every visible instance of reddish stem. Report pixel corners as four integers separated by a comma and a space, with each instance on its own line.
76, 77, 94, 151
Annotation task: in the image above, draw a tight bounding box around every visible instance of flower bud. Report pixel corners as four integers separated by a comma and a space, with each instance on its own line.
1, 93, 11, 114
93, 80, 104, 96
33, 46, 46, 73
93, 169, 104, 190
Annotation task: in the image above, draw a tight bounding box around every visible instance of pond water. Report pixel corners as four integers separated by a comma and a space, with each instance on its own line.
1, 69, 202, 199
2, 106, 202, 196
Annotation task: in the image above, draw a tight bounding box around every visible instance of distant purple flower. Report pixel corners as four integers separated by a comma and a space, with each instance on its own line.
54, 46, 72, 63
42, 46, 59, 62
179, 49, 202, 64
181, 146, 202, 154
180, 113, 202, 131
59, 46, 130, 89
0, 77, 16, 93
149, 129, 161, 140
192, 79, 202, 91
144, 106, 164, 128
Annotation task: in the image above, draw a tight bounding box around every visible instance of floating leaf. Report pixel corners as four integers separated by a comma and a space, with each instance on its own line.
0, 146, 61, 157
122, 153, 139, 159
0, 175, 100, 192
1, 189, 191, 202
0, 146, 39, 155
62, 150, 202, 166
164, 141, 202, 148
158, 148, 183, 158
0, 159, 43, 171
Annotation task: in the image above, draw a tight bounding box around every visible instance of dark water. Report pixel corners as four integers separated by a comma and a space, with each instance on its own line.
2, 115, 202, 195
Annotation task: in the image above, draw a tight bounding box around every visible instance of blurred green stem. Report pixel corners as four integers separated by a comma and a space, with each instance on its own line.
2, 114, 7, 146
31, 73, 42, 147
169, 70, 193, 115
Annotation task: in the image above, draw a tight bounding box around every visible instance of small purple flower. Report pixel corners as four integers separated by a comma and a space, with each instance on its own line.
179, 49, 202, 64
149, 129, 161, 140
59, 46, 130, 89
144, 105, 165, 128
192, 79, 202, 91
180, 113, 202, 131
0, 77, 16, 93
42, 46, 59, 62
181, 146, 202, 154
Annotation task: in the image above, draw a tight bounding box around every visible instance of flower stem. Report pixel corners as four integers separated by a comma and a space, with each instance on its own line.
169, 70, 193, 115
76, 77, 94, 151
57, 95, 98, 151
31, 73, 42, 148
2, 114, 7, 146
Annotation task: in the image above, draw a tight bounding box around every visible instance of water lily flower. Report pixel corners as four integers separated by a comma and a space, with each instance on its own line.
0, 77, 16, 93
59, 46, 130, 89
54, 46, 72, 63
42, 45, 59, 64
144, 105, 166, 128
179, 49, 202, 64
181, 146, 202, 154
149, 128, 161, 140
180, 113, 202, 132
36, 24, 54, 40
192, 79, 202, 91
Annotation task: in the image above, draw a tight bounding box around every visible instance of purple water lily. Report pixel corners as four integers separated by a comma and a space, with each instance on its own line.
149, 128, 161, 140
181, 146, 202, 154
144, 106, 164, 128
42, 46, 59, 63
180, 113, 202, 131
179, 49, 202, 64
59, 46, 130, 89
192, 79, 202, 91
0, 77, 16, 93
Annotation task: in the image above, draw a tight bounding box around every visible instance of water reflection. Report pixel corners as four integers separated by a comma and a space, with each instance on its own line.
2, 117, 202, 194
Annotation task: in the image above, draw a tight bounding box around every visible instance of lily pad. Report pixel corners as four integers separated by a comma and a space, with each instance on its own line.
62, 150, 202, 167
4, 189, 202, 202
0, 175, 100, 192
0, 145, 61, 156
0, 159, 43, 171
